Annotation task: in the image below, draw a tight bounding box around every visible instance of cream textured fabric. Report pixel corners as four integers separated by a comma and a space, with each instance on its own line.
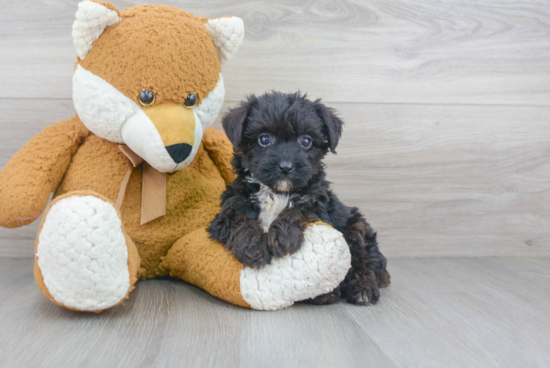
73, 65, 138, 143
195, 74, 225, 129
36, 195, 130, 311
205, 17, 245, 63
72, 0, 120, 59
240, 224, 351, 310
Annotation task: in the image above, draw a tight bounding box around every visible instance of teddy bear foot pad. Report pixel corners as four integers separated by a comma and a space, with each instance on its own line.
240, 224, 352, 310
35, 194, 132, 312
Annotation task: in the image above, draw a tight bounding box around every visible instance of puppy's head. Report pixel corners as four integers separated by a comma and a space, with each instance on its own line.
222, 92, 343, 192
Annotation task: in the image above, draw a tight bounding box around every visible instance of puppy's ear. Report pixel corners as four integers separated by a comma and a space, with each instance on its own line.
222, 104, 250, 151
313, 100, 344, 153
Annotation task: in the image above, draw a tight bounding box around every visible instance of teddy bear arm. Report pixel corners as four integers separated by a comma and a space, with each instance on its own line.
0, 116, 90, 228
201, 127, 237, 185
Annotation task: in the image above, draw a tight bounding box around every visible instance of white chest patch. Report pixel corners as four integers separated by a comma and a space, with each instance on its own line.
250, 179, 291, 232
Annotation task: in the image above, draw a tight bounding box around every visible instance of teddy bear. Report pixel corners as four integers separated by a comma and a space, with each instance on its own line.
0, 0, 351, 312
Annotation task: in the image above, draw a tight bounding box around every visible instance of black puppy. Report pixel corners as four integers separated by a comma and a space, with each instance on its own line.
208, 92, 390, 305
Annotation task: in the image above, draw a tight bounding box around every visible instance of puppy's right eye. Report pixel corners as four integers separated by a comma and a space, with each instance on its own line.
258, 134, 271, 147
299, 135, 313, 149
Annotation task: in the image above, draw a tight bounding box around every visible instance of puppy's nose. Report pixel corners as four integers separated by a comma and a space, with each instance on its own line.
166, 143, 193, 164
278, 161, 294, 174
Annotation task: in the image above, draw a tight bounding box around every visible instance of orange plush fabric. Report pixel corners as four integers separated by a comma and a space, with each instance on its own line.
55, 125, 230, 279
80, 4, 220, 107
0, 117, 90, 228
163, 227, 250, 308
202, 126, 238, 185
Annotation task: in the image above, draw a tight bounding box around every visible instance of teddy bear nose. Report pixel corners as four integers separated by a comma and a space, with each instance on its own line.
166, 143, 193, 164
278, 161, 294, 174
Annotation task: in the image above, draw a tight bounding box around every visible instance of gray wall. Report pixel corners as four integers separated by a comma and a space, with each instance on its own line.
1, 0, 549, 257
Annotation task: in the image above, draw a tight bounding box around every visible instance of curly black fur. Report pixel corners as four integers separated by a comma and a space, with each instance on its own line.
208, 92, 390, 305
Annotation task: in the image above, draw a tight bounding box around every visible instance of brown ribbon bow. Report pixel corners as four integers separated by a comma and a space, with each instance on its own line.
116, 145, 167, 225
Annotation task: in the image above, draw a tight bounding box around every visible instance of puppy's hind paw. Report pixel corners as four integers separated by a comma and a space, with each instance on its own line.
349, 287, 380, 305
342, 274, 380, 305
304, 288, 341, 305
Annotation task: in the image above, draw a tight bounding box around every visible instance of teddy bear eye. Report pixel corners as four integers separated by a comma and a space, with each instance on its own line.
183, 94, 197, 108
299, 135, 312, 149
258, 134, 272, 147
138, 89, 156, 106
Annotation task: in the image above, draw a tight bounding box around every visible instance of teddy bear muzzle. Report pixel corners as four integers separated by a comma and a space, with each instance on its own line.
121, 102, 203, 173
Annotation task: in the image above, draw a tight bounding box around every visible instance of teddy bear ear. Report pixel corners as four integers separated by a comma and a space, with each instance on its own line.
205, 17, 245, 64
72, 0, 121, 60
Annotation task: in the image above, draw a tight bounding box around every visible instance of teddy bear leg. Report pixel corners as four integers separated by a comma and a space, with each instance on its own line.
34, 191, 140, 312
161, 228, 251, 308
162, 223, 351, 310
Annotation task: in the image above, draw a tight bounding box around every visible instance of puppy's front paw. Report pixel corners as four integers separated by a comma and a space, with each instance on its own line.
267, 224, 303, 258
208, 217, 230, 242
226, 221, 272, 269
234, 240, 272, 269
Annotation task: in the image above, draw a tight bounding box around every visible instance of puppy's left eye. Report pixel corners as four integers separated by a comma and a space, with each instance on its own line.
299, 135, 313, 149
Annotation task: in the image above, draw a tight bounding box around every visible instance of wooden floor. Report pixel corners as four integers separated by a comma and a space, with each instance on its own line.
1, 257, 549, 368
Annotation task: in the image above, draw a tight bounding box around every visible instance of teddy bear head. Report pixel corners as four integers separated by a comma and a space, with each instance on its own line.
72, 0, 244, 172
